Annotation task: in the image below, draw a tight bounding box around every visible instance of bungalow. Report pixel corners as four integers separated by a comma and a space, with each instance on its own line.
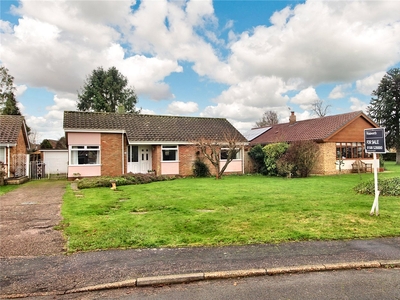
0, 115, 30, 179
245, 111, 379, 175
63, 111, 248, 179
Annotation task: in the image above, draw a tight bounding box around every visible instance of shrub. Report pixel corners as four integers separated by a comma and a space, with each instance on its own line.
263, 143, 289, 176
276, 141, 320, 178
76, 173, 174, 189
248, 144, 267, 174
193, 158, 210, 177
354, 177, 400, 196
276, 159, 295, 177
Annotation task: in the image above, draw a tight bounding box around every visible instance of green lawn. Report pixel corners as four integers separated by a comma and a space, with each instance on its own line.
0, 184, 20, 195
61, 162, 400, 252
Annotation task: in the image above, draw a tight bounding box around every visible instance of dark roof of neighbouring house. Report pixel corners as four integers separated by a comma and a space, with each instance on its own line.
63, 111, 248, 143
249, 111, 378, 145
0, 115, 27, 145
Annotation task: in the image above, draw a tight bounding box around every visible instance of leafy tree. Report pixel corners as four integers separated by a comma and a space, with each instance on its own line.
55, 136, 67, 149
2, 93, 21, 115
40, 139, 53, 149
77, 66, 140, 113
368, 68, 400, 164
248, 144, 267, 174
0, 66, 21, 115
254, 110, 279, 128
263, 142, 289, 176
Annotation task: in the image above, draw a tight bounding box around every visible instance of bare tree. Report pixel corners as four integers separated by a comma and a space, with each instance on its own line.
195, 131, 243, 179
254, 110, 279, 128
311, 99, 331, 117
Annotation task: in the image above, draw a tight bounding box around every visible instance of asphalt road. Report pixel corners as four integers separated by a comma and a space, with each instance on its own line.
27, 268, 400, 300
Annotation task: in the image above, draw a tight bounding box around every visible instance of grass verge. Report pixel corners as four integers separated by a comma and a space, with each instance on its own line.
61, 162, 400, 252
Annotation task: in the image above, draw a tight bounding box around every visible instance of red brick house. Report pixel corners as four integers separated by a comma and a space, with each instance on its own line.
0, 115, 30, 178
63, 111, 248, 179
246, 111, 380, 174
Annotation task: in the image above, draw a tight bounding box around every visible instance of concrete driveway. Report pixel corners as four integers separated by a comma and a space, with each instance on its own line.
0, 180, 66, 257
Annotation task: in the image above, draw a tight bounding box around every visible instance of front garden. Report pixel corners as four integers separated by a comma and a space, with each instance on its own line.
60, 162, 400, 253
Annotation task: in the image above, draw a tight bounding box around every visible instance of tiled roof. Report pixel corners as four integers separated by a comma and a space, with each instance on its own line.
0, 115, 25, 144
250, 111, 376, 145
63, 111, 247, 143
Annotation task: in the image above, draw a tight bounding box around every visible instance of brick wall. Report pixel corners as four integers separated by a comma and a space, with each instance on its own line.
312, 142, 337, 175
101, 133, 124, 176
9, 127, 28, 176
152, 145, 161, 175
179, 145, 198, 176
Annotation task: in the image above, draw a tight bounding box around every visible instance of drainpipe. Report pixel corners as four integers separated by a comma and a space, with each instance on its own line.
241, 144, 245, 174
7, 144, 10, 178
121, 133, 124, 175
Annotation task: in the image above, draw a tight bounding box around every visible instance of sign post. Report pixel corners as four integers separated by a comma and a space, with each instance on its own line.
364, 128, 386, 216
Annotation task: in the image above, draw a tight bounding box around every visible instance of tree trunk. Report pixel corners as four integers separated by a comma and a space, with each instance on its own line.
397, 149, 400, 165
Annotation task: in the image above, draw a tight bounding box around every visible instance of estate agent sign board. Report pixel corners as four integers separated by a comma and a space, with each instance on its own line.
364, 128, 386, 153
364, 128, 386, 216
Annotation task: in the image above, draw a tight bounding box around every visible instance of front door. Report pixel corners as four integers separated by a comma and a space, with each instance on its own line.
127, 145, 152, 173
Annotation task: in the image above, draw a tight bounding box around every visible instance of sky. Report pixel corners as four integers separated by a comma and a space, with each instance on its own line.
1, 0, 400, 142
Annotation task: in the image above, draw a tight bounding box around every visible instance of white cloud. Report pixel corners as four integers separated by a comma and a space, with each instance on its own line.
15, 85, 27, 97
356, 71, 386, 95
290, 87, 319, 110
227, 1, 400, 85
0, 20, 13, 34
213, 76, 291, 107
140, 108, 155, 115
329, 83, 352, 99
1, 1, 183, 100
167, 101, 198, 115
349, 97, 368, 113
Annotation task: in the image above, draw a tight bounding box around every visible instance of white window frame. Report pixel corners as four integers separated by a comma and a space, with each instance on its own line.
220, 148, 241, 160
0, 147, 5, 163
69, 145, 101, 165
161, 145, 178, 162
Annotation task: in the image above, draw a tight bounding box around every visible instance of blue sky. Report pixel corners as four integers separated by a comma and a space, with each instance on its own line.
1, 0, 400, 141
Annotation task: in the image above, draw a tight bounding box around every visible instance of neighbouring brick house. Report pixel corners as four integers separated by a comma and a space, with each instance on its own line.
63, 111, 248, 179
246, 111, 380, 175
0, 115, 30, 178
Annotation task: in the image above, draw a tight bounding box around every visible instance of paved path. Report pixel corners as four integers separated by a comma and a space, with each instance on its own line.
0, 180, 66, 257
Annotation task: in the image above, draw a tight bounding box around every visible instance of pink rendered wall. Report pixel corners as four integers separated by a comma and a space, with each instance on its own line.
220, 160, 242, 173
68, 132, 101, 145
161, 162, 179, 175
68, 165, 101, 177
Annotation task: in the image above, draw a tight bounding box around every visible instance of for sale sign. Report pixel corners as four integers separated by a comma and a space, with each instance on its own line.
364, 128, 386, 153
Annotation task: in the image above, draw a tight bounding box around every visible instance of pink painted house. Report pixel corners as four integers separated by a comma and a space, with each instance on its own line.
63, 111, 248, 179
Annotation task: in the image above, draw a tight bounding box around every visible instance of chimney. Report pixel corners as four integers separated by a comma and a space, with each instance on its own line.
289, 111, 296, 124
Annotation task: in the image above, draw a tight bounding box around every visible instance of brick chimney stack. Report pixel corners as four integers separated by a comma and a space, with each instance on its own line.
289, 111, 296, 124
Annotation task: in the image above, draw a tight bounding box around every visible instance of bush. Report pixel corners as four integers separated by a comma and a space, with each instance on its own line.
276, 141, 320, 178
248, 144, 267, 174
193, 158, 210, 177
76, 173, 175, 189
263, 143, 289, 176
276, 159, 295, 177
354, 177, 400, 196
382, 153, 396, 161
